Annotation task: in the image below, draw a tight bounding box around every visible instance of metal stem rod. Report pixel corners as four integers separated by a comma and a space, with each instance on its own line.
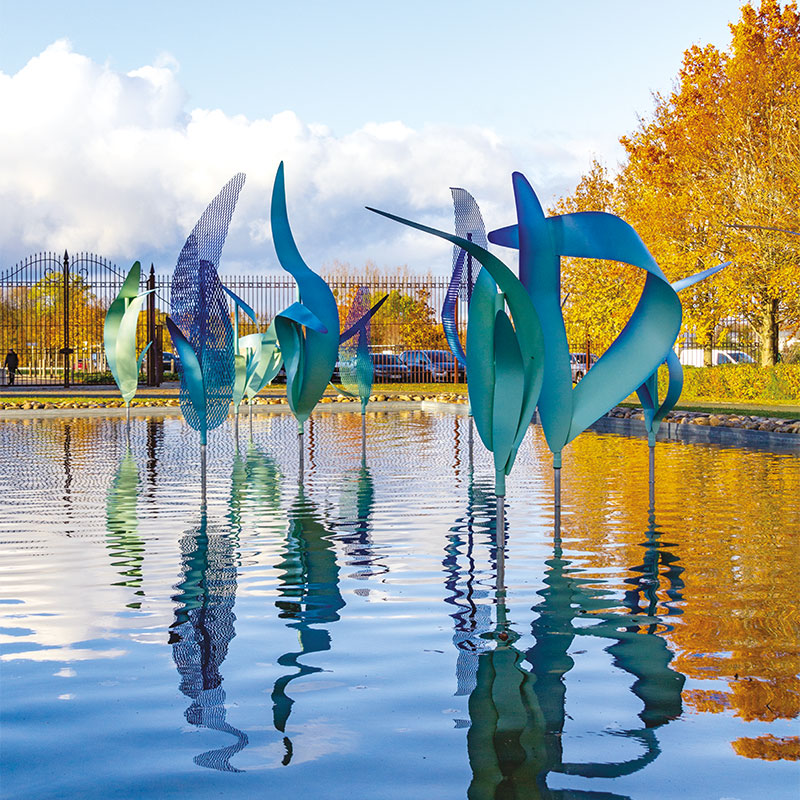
200, 443, 207, 506
361, 412, 366, 466
648, 444, 655, 508
298, 431, 304, 483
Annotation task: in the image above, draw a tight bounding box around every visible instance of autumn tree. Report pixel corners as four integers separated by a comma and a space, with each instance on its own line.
617, 0, 800, 365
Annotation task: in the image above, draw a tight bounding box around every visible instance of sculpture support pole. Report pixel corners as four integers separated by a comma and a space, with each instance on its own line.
649, 444, 655, 508
125, 403, 131, 446
496, 494, 507, 630
233, 407, 239, 450
468, 415, 473, 472
361, 412, 366, 466
298, 427, 304, 484
554, 448, 562, 518
200, 442, 207, 506
249, 400, 253, 439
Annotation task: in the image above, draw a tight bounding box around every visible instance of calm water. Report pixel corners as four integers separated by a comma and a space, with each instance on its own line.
0, 410, 798, 800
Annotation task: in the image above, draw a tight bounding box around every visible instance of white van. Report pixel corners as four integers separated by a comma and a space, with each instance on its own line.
677, 348, 755, 367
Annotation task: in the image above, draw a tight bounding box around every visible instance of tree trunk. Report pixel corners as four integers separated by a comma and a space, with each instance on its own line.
758, 299, 780, 366
703, 330, 714, 367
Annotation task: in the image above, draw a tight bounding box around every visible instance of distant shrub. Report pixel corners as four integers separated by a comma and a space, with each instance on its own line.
660, 365, 800, 404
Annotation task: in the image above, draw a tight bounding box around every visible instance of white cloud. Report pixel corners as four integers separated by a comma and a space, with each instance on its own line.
0, 41, 603, 275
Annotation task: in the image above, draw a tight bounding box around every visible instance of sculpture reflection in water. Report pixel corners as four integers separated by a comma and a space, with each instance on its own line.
271, 485, 346, 765
336, 462, 387, 585
106, 450, 145, 609
166, 445, 278, 772
447, 476, 686, 798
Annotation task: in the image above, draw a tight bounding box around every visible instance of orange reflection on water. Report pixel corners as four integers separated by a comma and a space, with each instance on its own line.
560, 431, 800, 757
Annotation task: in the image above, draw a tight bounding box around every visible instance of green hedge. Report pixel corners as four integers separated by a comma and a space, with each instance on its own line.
660, 364, 800, 404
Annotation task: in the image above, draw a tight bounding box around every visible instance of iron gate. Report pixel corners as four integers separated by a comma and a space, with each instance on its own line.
0, 252, 159, 388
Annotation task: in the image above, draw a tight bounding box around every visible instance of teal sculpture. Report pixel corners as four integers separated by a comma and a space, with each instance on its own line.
270, 162, 340, 477
367, 206, 545, 517
488, 172, 687, 506
104, 261, 151, 434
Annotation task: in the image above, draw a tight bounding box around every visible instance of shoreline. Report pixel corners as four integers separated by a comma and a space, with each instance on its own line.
1, 397, 796, 452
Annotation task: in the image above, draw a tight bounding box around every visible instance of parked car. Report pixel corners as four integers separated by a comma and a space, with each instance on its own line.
570, 352, 598, 383
678, 348, 755, 367
400, 350, 466, 382
372, 353, 410, 382
162, 352, 181, 373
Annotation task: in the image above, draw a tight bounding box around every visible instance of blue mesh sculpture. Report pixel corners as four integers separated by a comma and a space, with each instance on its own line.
167, 173, 244, 493
442, 189, 488, 370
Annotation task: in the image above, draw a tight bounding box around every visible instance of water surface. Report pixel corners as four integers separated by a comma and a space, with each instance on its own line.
0, 410, 798, 799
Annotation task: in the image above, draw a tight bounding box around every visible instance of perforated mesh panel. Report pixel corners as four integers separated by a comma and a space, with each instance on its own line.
171, 175, 244, 431
442, 188, 489, 366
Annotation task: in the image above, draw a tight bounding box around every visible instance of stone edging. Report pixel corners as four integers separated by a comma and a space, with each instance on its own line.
1, 396, 797, 452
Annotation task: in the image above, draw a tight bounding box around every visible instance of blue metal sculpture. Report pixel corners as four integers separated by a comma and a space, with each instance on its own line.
104, 261, 151, 433
485, 172, 692, 509
167, 173, 244, 494
368, 205, 545, 508
270, 162, 339, 477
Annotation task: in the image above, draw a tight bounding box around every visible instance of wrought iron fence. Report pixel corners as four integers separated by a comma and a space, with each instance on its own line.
0, 250, 764, 388
0, 253, 469, 386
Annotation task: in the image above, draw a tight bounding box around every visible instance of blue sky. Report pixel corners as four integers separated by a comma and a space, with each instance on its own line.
0, 0, 748, 274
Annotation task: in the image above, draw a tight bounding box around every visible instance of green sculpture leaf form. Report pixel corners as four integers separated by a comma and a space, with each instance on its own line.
270, 163, 339, 433
368, 206, 544, 496
239, 321, 283, 401
104, 261, 152, 405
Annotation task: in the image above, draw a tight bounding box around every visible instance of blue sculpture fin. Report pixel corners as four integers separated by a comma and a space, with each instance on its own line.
487, 225, 520, 249
222, 284, 257, 322
278, 302, 328, 334
339, 294, 388, 343
671, 262, 728, 293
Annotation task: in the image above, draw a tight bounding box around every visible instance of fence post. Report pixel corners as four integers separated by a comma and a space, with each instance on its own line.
147, 264, 156, 386
62, 250, 71, 388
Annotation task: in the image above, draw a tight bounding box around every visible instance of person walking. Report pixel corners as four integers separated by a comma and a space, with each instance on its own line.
3, 349, 19, 385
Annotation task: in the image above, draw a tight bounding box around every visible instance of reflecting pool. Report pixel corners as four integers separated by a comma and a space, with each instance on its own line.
0, 410, 798, 799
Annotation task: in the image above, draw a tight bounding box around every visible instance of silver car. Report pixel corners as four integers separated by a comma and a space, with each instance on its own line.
570, 352, 597, 383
